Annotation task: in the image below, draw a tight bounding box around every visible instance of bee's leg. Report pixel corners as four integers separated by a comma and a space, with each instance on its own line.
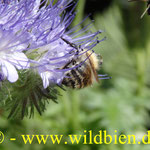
61, 37, 84, 55
61, 37, 77, 48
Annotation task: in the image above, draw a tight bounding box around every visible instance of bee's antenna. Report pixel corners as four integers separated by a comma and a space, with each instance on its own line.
61, 36, 83, 55
141, 4, 150, 18
61, 37, 78, 49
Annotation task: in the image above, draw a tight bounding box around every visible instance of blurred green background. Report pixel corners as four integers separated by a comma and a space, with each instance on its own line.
1, 0, 150, 149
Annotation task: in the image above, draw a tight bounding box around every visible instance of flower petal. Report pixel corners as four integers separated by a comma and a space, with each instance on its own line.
9, 52, 30, 70
32, 0, 41, 15
40, 73, 50, 89
2, 61, 18, 82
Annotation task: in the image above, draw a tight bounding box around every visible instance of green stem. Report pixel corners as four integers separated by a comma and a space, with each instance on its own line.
135, 51, 146, 95
60, 90, 71, 120
69, 90, 80, 131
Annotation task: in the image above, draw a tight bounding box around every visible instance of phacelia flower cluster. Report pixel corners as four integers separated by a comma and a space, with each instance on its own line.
0, 0, 103, 88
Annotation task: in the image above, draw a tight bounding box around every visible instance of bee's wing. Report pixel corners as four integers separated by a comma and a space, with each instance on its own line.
91, 65, 99, 82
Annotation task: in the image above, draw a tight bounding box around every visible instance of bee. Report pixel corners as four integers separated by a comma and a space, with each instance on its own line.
61, 50, 102, 89
128, 0, 150, 18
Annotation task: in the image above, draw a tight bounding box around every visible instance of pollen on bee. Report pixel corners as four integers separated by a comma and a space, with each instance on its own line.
86, 51, 100, 70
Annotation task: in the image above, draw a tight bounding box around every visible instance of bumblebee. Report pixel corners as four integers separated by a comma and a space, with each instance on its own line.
61, 50, 102, 89
128, 0, 150, 18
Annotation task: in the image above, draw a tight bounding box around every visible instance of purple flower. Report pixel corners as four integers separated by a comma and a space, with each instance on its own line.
1, 0, 106, 119
38, 37, 74, 88
33, 1, 104, 88
0, 0, 72, 82
38, 30, 103, 88
0, 0, 104, 87
0, 0, 41, 82
0, 25, 30, 82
